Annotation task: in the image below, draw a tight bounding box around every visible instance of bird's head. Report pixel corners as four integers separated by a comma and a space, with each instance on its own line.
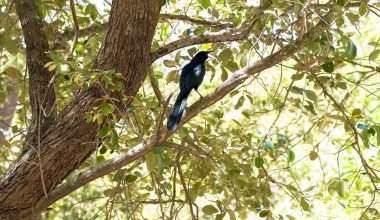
192, 51, 210, 63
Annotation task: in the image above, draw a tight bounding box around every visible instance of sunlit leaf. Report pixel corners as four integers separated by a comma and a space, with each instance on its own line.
346, 40, 357, 59
304, 90, 317, 101
300, 198, 310, 211
221, 67, 228, 81
198, 0, 211, 8
336, 82, 347, 90
164, 60, 177, 67
202, 205, 218, 215
234, 96, 245, 109
309, 151, 318, 160
291, 72, 304, 81
101, 103, 114, 116
369, 50, 380, 61
287, 149, 295, 163
254, 156, 264, 168
359, 1, 367, 16
146, 152, 156, 172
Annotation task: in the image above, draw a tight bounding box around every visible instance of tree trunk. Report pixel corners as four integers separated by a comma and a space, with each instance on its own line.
14, 0, 56, 149
0, 0, 162, 219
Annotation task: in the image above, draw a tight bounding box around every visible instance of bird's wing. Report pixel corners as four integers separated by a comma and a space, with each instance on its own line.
180, 64, 204, 90
180, 64, 193, 91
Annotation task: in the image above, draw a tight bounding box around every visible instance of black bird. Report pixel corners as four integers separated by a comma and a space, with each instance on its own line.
167, 51, 210, 131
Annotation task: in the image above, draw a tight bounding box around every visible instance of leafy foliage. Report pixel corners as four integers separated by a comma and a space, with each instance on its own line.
1, 0, 380, 219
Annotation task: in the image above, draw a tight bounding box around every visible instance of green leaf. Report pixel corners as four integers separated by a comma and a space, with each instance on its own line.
304, 185, 316, 192
359, 1, 367, 16
219, 48, 233, 63
175, 50, 181, 63
48, 63, 57, 71
99, 146, 107, 154
75, 43, 84, 53
336, 0, 345, 6
291, 72, 304, 81
234, 96, 245, 109
345, 40, 357, 60
336, 16, 344, 27
304, 101, 317, 115
125, 174, 138, 183
369, 50, 380, 61
360, 129, 369, 148
111, 129, 119, 148
199, 0, 211, 8
166, 70, 179, 84
156, 153, 164, 174
347, 13, 359, 24
373, 125, 380, 146
338, 180, 345, 197
254, 156, 264, 168
293, 4, 302, 15
202, 205, 219, 215
300, 198, 310, 211
85, 113, 94, 123
336, 82, 347, 90
188, 47, 197, 56
93, 155, 109, 167
287, 149, 295, 163
146, 152, 156, 172
228, 211, 236, 220
309, 151, 318, 160
112, 81, 125, 91
221, 67, 228, 81
85, 4, 98, 17
99, 126, 109, 138
322, 60, 334, 72
101, 103, 114, 116
352, 108, 362, 117
226, 61, 239, 72
304, 90, 317, 101
290, 86, 304, 94
259, 209, 269, 217
163, 60, 177, 67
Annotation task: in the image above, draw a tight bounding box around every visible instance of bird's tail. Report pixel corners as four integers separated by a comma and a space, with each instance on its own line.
167, 91, 190, 131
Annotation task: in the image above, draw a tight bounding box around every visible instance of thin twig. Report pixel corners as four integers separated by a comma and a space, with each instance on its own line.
176, 151, 197, 220
68, 0, 80, 57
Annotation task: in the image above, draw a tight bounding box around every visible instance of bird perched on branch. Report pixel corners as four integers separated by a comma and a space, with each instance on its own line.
167, 51, 210, 131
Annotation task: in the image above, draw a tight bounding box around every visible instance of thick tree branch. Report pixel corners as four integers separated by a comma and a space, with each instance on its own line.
33, 5, 345, 211
160, 13, 233, 28
33, 136, 162, 211
151, 0, 273, 61
0, 0, 162, 218
61, 13, 233, 40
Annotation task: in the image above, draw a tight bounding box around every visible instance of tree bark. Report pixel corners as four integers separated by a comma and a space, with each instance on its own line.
14, 0, 56, 148
0, 0, 161, 219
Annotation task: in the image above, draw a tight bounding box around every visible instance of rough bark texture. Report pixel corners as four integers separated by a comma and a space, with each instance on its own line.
14, 0, 56, 144
0, 0, 161, 219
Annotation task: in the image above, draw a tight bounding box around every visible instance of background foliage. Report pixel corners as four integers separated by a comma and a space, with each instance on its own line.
1, 0, 380, 219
